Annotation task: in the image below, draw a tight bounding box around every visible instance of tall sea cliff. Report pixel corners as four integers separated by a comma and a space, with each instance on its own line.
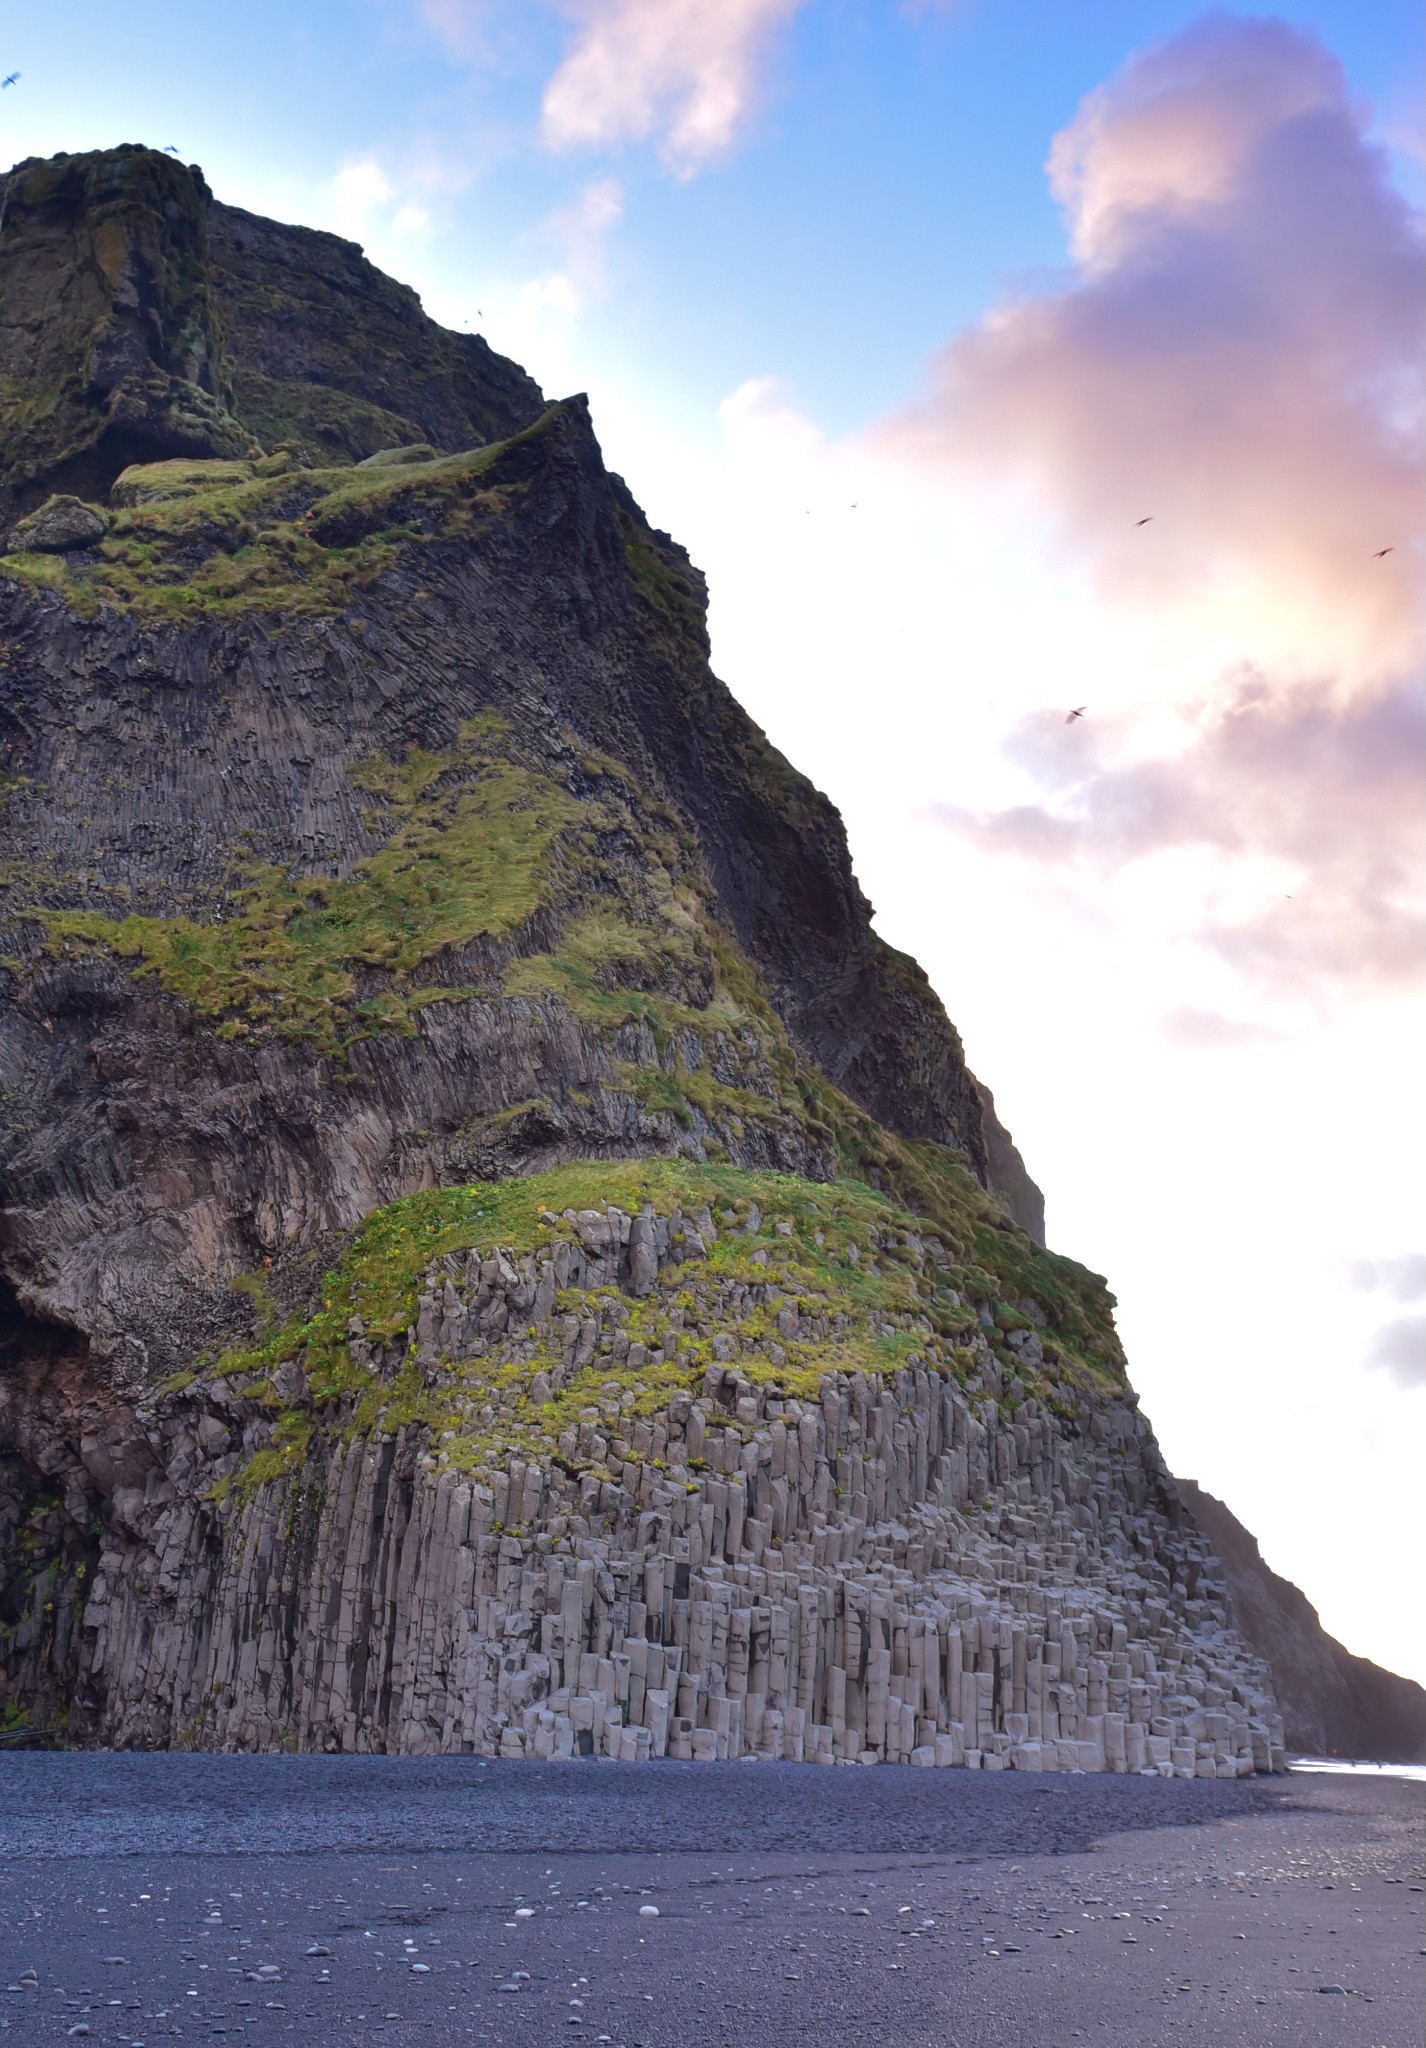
0, 147, 1284, 1771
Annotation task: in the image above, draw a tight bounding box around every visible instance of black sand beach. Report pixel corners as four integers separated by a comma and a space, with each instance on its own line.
2, 1758, 1420, 2047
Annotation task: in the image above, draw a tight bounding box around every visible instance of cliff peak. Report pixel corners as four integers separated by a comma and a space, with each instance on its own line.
0, 144, 544, 520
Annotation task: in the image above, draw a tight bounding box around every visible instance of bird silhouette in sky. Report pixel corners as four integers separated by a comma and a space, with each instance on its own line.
1065, 706, 1087, 724
1372, 546, 1394, 558
163, 145, 180, 154
1, 73, 20, 88
1134, 516, 1153, 527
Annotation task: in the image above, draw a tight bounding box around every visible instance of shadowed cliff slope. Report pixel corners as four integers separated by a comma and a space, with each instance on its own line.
1178, 1480, 1426, 1762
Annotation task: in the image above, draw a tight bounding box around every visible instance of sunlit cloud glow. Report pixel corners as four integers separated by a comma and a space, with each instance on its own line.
891, 15, 1423, 656
877, 14, 1424, 1008
932, 671, 1426, 997
540, 0, 809, 169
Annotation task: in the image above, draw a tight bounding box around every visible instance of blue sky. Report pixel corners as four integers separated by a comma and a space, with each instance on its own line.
5, 3, 1424, 1680
6, 0, 1420, 435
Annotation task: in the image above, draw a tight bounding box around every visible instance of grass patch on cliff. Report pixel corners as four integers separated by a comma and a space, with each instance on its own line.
0, 438, 522, 621
618, 1060, 785, 1136
23, 704, 779, 1098
210, 1162, 965, 1495
209, 1414, 313, 1505
203, 1156, 1122, 1512
0, 401, 600, 622
43, 721, 578, 1054
620, 519, 706, 657
219, 1161, 922, 1373
504, 909, 726, 1037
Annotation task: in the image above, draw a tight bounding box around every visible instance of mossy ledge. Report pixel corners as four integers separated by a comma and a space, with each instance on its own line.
38, 713, 580, 1054
194, 1160, 1122, 1511
73, 1160, 1283, 1766
0, 407, 574, 621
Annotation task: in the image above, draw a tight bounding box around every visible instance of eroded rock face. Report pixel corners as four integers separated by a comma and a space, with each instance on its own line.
5, 494, 107, 553
0, 389, 1010, 1393
206, 206, 545, 466
10, 1186, 1283, 1771
0, 149, 254, 517
0, 147, 547, 521
1178, 1479, 1426, 1762
973, 1081, 1045, 1246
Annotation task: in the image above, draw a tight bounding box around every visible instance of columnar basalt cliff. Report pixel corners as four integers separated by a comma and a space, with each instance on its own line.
66, 1178, 1283, 1771
0, 147, 1284, 1769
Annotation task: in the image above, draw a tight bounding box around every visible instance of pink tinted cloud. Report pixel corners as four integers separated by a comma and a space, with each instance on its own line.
900, 15, 1424, 1001
1158, 1004, 1289, 1050
539, 0, 809, 170
933, 673, 1426, 996
412, 0, 806, 168
887, 14, 1423, 660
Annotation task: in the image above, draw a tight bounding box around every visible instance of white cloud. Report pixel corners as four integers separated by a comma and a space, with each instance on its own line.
548, 173, 624, 285
414, 0, 497, 64
392, 204, 435, 241
323, 157, 441, 246
445, 179, 624, 398
540, 0, 809, 170
410, 0, 808, 170
330, 157, 396, 236
1347, 1254, 1426, 1302
1367, 1316, 1426, 1390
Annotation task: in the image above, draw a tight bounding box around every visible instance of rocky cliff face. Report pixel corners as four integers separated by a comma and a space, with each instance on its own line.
972, 1082, 1044, 1245
0, 148, 544, 518
0, 147, 1286, 1774
1177, 1480, 1426, 1763
8, 1169, 1284, 1773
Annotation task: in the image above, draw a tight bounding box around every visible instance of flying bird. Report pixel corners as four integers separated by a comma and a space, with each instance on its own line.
1134, 516, 1153, 527
1, 73, 20, 88
1065, 706, 1087, 724
163, 144, 180, 155
1372, 546, 1394, 558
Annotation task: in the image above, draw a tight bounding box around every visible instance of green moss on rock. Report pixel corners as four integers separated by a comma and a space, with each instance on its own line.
201, 1158, 1122, 1505
45, 723, 578, 1053
0, 429, 526, 619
